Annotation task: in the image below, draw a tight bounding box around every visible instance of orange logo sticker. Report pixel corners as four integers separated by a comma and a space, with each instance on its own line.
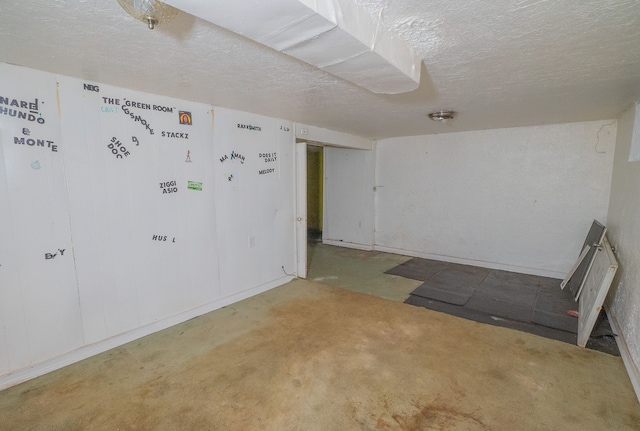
179, 111, 192, 125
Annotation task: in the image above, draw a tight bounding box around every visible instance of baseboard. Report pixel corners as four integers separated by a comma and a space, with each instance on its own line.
604, 305, 640, 402
323, 239, 374, 251
373, 245, 567, 279
0, 276, 294, 391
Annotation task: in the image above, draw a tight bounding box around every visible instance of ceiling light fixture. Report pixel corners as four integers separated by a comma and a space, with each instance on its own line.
116, 0, 179, 30
428, 110, 457, 124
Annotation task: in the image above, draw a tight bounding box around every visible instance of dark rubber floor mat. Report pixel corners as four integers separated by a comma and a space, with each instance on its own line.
430, 263, 491, 287
477, 274, 538, 309
392, 257, 618, 353
384, 258, 449, 281
411, 281, 475, 306
532, 309, 577, 333
535, 282, 577, 315
404, 295, 577, 344
465, 292, 534, 323
482, 269, 543, 287
532, 283, 578, 332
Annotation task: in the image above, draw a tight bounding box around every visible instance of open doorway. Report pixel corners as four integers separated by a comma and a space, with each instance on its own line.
295, 141, 375, 278
306, 144, 324, 244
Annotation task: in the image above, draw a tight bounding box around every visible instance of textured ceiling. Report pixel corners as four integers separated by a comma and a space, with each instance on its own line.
1, 0, 639, 139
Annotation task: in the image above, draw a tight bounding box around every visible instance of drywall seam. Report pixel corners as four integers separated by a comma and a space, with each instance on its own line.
630, 102, 640, 162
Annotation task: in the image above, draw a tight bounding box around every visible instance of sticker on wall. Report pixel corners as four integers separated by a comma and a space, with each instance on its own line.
152, 104, 174, 113
185, 150, 192, 163
237, 122, 261, 131
45, 249, 66, 259
159, 180, 178, 194
96, 96, 159, 115
121, 98, 174, 113
100, 105, 118, 113
31, 160, 41, 170
219, 150, 245, 184
151, 235, 176, 243
83, 83, 100, 93
187, 181, 202, 191
179, 111, 192, 125
259, 152, 277, 163
107, 136, 131, 159
161, 130, 189, 139
258, 152, 277, 175
101, 96, 119, 105
121, 98, 154, 135
14, 126, 57, 152
219, 151, 245, 164
0, 96, 46, 124
13, 134, 58, 152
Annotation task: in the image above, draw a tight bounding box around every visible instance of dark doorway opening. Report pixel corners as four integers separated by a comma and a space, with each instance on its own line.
306, 145, 323, 244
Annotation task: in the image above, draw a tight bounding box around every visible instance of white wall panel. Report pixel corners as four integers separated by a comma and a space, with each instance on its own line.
57, 77, 220, 342
375, 121, 616, 277
0, 63, 296, 387
324, 146, 375, 248
263, 119, 297, 278
213, 108, 295, 295
0, 64, 83, 374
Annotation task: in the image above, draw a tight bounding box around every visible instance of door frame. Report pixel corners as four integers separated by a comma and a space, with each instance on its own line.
295, 140, 307, 278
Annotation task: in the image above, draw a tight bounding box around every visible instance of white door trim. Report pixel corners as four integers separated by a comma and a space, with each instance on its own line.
295, 140, 307, 278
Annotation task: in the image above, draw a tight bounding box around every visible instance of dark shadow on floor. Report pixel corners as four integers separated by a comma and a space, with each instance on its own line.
386, 257, 620, 355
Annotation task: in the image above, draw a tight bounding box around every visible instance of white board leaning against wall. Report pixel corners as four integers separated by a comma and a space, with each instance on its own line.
578, 236, 618, 347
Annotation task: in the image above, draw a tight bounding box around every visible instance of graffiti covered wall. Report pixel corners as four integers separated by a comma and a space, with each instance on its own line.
0, 63, 296, 386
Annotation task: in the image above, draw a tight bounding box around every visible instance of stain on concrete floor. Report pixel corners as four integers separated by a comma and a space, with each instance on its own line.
0, 280, 638, 430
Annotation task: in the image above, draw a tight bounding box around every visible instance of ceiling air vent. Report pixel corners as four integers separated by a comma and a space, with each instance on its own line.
164, 0, 421, 94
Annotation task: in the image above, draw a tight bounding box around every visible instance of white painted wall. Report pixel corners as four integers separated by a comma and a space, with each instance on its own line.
606, 103, 640, 394
375, 121, 617, 277
58, 77, 221, 344
0, 65, 84, 374
0, 63, 296, 389
324, 146, 375, 249
213, 107, 296, 293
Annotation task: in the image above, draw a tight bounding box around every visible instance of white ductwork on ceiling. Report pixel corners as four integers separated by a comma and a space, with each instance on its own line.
164, 0, 422, 94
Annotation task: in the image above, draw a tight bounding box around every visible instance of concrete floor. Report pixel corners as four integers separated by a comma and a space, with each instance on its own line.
1, 244, 639, 430
307, 242, 421, 302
